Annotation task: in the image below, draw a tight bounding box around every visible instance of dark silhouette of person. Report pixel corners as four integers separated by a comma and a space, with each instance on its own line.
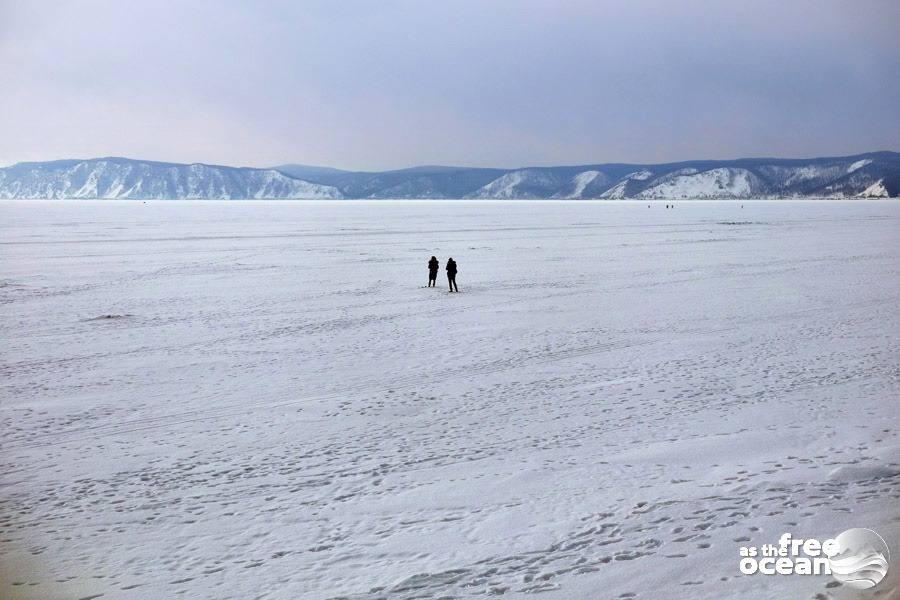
427, 256, 439, 287
446, 257, 459, 292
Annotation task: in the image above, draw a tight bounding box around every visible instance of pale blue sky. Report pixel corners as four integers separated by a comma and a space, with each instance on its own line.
1, 0, 898, 170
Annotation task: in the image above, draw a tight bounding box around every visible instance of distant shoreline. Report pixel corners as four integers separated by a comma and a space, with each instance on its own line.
1, 152, 897, 200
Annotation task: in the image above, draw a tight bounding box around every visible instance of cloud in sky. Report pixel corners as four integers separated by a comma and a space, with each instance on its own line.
1, 0, 898, 169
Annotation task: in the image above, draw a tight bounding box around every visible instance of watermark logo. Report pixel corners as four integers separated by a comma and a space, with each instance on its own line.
739, 529, 890, 589
828, 528, 890, 589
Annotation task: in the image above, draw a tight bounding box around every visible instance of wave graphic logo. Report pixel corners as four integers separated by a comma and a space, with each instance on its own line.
827, 528, 891, 589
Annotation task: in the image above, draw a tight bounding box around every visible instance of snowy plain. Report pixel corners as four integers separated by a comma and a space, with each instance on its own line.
1, 200, 898, 600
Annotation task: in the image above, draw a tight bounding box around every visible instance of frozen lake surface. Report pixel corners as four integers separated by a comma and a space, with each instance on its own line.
1, 200, 899, 599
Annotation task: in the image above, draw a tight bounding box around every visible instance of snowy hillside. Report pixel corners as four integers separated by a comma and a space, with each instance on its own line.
860, 179, 889, 197
466, 169, 567, 199
277, 151, 899, 199
2, 152, 898, 200
636, 167, 761, 199
599, 170, 656, 199
0, 158, 341, 199
555, 170, 612, 199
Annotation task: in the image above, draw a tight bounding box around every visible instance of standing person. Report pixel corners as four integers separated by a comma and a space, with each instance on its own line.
446, 257, 459, 292
427, 255, 439, 287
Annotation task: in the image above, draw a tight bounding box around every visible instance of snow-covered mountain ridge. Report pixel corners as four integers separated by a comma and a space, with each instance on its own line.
2, 152, 898, 199
279, 151, 900, 199
0, 158, 341, 199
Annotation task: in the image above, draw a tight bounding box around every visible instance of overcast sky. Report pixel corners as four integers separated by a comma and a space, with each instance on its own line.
1, 0, 898, 170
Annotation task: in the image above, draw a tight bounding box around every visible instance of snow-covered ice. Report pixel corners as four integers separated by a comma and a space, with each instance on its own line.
1, 200, 898, 600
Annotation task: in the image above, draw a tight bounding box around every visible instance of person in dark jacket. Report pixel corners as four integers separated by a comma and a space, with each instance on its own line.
427, 256, 439, 287
446, 257, 458, 292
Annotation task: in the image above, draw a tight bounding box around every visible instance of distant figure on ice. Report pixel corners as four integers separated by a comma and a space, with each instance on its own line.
427, 255, 439, 287
446, 257, 459, 292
